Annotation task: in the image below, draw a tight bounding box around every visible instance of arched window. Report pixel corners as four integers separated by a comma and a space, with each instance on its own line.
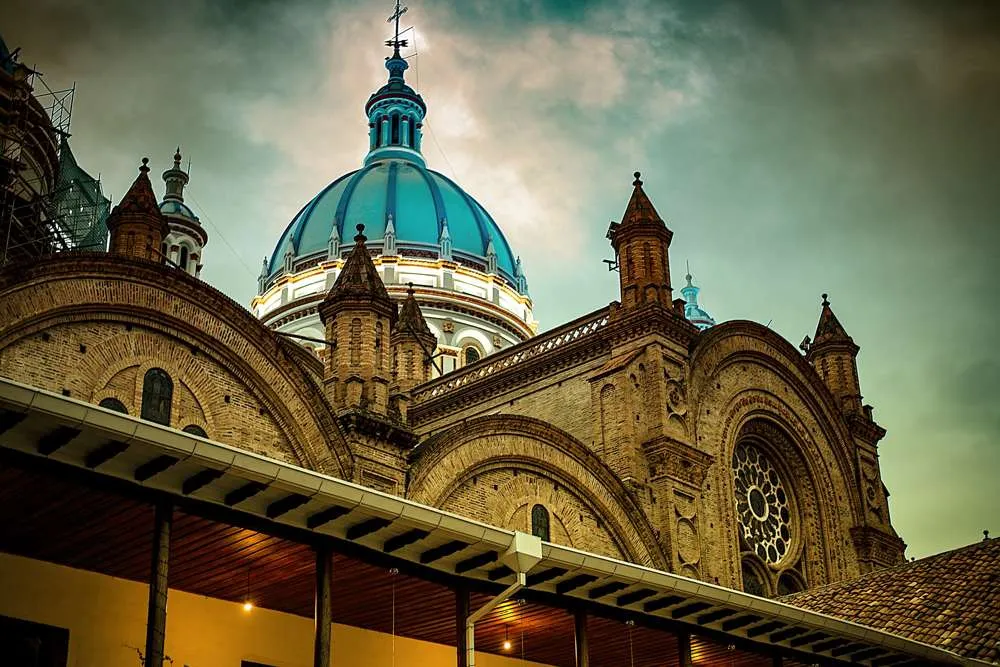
182, 424, 207, 438
777, 571, 805, 596
140, 368, 173, 426
375, 321, 384, 371
463, 346, 481, 366
98, 397, 128, 414
741, 559, 767, 597
391, 113, 400, 144
179, 246, 189, 272
531, 504, 550, 541
349, 318, 362, 366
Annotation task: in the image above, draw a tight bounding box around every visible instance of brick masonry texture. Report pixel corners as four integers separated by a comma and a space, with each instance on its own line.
0, 251, 906, 600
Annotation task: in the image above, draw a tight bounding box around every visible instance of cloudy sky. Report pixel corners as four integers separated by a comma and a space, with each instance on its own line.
3, 0, 997, 559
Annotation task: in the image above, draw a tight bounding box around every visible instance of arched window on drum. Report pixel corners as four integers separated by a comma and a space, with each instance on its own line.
531, 504, 550, 541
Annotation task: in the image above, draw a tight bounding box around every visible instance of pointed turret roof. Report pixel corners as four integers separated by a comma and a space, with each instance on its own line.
320, 224, 393, 322
106, 158, 168, 235
812, 293, 855, 347
394, 283, 434, 341
112, 158, 162, 219
621, 172, 666, 228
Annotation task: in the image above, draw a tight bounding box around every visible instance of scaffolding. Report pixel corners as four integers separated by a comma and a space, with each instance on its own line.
0, 47, 109, 266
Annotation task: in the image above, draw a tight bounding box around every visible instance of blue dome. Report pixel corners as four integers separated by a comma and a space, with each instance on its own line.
160, 200, 197, 220
267, 159, 519, 284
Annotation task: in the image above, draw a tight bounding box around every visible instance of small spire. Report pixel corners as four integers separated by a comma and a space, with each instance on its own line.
173, 147, 182, 167
619, 169, 666, 229
633, 171, 642, 187
685, 259, 693, 286
139, 157, 150, 174
812, 292, 854, 347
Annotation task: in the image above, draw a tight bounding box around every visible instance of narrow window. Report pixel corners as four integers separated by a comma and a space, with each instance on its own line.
375, 321, 384, 371
464, 346, 481, 366
391, 113, 400, 144
625, 247, 634, 281
182, 424, 207, 438
350, 318, 362, 366
531, 504, 550, 541
179, 246, 189, 271
98, 397, 128, 414
643, 242, 652, 276
140, 368, 173, 426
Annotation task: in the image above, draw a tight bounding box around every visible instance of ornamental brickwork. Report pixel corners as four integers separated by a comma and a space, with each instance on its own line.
0, 173, 905, 600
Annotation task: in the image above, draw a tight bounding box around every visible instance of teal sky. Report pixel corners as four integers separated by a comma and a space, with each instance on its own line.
2, 0, 997, 559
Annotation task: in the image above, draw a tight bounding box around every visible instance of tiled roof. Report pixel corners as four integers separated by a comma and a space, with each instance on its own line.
785, 538, 1000, 663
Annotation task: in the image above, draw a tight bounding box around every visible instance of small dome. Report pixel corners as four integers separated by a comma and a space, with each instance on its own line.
159, 200, 198, 220
266, 160, 519, 285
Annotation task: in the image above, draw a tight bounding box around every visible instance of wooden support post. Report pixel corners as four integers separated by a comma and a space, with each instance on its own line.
677, 631, 692, 667
456, 587, 470, 667
574, 610, 589, 667
314, 545, 333, 667
144, 501, 172, 667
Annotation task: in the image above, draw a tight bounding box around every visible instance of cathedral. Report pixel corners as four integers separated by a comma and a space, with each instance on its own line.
0, 9, 995, 667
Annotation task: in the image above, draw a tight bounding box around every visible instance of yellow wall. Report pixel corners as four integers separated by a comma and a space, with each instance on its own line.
0, 553, 547, 667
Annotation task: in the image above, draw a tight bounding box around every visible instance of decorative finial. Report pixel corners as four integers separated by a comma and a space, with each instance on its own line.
385, 0, 409, 55
685, 259, 693, 284
821, 293, 830, 307
985, 529, 990, 541
355, 223, 367, 243
139, 157, 150, 174
407, 281, 415, 296
632, 171, 642, 187
174, 147, 182, 165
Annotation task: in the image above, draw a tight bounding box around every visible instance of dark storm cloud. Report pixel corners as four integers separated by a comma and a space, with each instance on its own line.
1, 0, 996, 557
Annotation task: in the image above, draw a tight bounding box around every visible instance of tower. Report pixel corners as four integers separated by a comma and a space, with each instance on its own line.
159, 148, 208, 277
680, 266, 716, 331
106, 158, 169, 262
318, 224, 395, 415
390, 284, 436, 422
606, 172, 674, 312
806, 294, 906, 571
806, 294, 862, 416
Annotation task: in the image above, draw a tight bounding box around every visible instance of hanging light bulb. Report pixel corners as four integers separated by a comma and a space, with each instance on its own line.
243, 567, 253, 613
502, 624, 512, 651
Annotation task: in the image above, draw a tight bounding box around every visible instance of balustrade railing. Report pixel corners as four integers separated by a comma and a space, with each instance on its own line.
411, 308, 609, 405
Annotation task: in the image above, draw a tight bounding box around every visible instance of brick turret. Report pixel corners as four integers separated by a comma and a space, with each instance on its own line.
318, 224, 395, 415
106, 158, 169, 262
607, 172, 674, 312
806, 294, 863, 416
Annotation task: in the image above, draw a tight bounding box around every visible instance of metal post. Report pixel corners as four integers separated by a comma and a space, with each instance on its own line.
456, 587, 470, 667
574, 610, 589, 667
677, 631, 692, 667
144, 501, 172, 667
314, 546, 332, 667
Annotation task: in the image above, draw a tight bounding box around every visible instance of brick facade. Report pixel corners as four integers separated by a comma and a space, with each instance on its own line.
0, 178, 905, 598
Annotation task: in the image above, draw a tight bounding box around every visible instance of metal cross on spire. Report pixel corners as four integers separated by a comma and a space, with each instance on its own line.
385, 0, 409, 55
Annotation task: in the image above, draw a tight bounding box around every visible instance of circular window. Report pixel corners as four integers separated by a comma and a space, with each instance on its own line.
733, 441, 792, 565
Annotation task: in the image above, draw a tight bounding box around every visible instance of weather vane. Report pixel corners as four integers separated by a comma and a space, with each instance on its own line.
386, 0, 409, 54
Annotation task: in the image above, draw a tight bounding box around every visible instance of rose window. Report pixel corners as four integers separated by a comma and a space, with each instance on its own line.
733, 441, 791, 564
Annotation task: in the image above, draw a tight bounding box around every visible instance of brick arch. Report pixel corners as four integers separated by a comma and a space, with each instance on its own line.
487, 476, 583, 547
82, 333, 225, 441
408, 415, 668, 568
687, 322, 863, 588
0, 255, 352, 477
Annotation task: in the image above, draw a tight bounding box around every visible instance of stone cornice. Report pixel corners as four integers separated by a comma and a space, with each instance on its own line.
338, 408, 419, 449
